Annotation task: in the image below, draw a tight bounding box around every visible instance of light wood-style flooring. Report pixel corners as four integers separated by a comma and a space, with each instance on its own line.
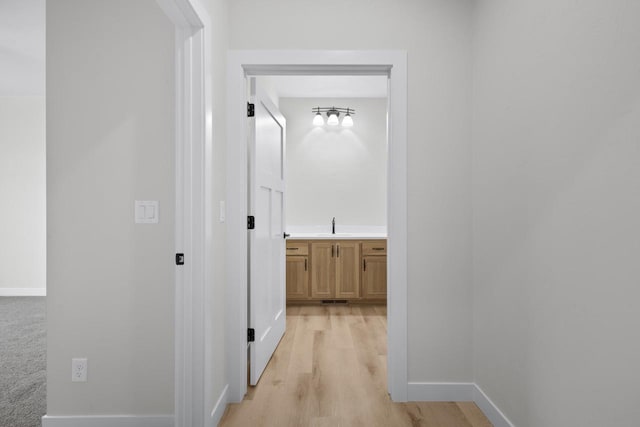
219, 305, 492, 427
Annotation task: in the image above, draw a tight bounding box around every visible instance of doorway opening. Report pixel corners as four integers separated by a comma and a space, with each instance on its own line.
247, 74, 390, 393
226, 50, 408, 405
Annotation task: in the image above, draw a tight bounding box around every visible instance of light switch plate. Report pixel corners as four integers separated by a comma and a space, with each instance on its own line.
135, 200, 159, 224
219, 200, 226, 223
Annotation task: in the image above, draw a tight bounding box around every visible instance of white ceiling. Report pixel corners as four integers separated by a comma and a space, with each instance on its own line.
268, 75, 388, 99
0, 0, 45, 96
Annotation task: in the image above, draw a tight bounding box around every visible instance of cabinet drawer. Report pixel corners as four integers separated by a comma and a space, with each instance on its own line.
286, 241, 309, 256
362, 240, 387, 255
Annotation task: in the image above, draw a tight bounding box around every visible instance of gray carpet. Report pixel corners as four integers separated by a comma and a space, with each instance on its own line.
0, 297, 46, 427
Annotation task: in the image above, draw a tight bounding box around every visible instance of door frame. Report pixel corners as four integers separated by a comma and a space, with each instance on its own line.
156, 1, 213, 426
226, 50, 408, 403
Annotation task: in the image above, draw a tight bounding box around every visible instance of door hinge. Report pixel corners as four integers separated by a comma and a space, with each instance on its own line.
247, 215, 255, 230
248, 328, 255, 343
247, 102, 255, 117
175, 253, 185, 265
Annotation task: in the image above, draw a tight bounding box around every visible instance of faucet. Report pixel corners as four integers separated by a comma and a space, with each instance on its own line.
332, 217, 336, 234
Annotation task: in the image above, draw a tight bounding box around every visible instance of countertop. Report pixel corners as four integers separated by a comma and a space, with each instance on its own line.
287, 233, 387, 240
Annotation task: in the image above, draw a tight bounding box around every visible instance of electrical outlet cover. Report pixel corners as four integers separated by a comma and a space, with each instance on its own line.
72, 358, 87, 382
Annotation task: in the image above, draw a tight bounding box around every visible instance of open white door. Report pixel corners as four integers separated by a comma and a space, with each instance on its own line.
248, 81, 287, 385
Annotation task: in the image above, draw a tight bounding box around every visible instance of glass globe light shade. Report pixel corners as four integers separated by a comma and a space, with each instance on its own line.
313, 112, 324, 126
342, 113, 353, 127
327, 112, 339, 126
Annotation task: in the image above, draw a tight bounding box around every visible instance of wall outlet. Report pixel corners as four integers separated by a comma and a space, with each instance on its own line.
71, 358, 87, 382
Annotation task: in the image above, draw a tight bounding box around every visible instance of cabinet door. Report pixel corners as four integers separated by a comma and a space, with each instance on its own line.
310, 242, 335, 299
286, 256, 308, 300
362, 256, 387, 299
335, 242, 360, 299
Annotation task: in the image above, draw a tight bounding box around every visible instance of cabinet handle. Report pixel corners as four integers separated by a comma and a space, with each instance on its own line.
363, 259, 367, 271
331, 245, 334, 258
287, 247, 299, 251
372, 247, 384, 251
337, 244, 340, 257
304, 258, 307, 271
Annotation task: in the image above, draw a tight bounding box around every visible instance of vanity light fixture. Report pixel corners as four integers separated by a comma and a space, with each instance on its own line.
342, 108, 354, 127
311, 107, 355, 127
327, 109, 340, 126
312, 109, 324, 126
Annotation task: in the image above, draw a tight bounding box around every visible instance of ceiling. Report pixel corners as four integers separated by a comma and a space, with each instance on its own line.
0, 0, 45, 96
268, 75, 388, 99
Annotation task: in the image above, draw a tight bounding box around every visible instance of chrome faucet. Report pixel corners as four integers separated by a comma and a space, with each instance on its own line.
332, 217, 336, 234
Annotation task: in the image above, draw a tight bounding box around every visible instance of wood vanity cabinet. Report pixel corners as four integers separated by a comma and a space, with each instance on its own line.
286, 241, 309, 300
286, 239, 385, 302
361, 240, 387, 300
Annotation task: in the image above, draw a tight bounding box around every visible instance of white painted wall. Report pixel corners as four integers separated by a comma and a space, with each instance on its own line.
0, 96, 46, 294
472, 1, 640, 426
280, 97, 387, 230
46, 0, 175, 416
0, 0, 45, 96
255, 76, 281, 108
229, 0, 474, 383
203, 0, 230, 418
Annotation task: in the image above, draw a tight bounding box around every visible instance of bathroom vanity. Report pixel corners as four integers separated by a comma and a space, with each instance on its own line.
285, 236, 387, 303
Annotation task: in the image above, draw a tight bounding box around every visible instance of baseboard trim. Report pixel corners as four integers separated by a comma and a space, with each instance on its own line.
473, 384, 515, 427
0, 287, 46, 296
41, 415, 173, 427
39, 384, 511, 427
209, 384, 229, 426
407, 382, 514, 426
407, 382, 475, 402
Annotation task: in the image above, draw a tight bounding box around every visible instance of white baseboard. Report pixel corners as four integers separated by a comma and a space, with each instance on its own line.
209, 384, 229, 426
0, 287, 46, 296
41, 415, 173, 427
407, 382, 514, 427
407, 382, 475, 402
40, 384, 511, 427
473, 384, 515, 427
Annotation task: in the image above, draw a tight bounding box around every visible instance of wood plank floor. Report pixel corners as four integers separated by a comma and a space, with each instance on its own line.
219, 305, 492, 427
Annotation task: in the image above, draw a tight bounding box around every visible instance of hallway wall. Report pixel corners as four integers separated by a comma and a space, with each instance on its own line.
204, 0, 230, 419
472, 1, 640, 426
46, 0, 175, 415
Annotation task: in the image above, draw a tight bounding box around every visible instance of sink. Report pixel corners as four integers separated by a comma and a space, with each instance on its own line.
315, 233, 353, 237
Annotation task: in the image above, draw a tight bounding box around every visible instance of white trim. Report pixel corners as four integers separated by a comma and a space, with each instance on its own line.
407, 382, 515, 427
208, 384, 229, 427
407, 382, 475, 402
0, 287, 46, 296
226, 50, 408, 403
156, 1, 212, 427
473, 384, 516, 427
42, 415, 173, 427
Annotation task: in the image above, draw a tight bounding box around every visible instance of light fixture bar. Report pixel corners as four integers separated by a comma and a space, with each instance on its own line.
311, 107, 356, 115
311, 106, 356, 127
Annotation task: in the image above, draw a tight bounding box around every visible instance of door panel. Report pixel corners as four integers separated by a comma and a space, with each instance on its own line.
286, 256, 309, 300
335, 242, 360, 299
362, 256, 387, 299
310, 242, 334, 299
249, 85, 286, 386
